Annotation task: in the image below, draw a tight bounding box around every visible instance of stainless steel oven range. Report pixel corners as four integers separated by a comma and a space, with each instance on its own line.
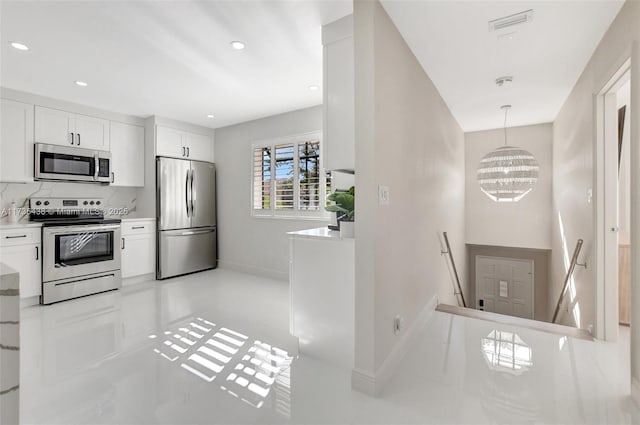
29, 197, 121, 305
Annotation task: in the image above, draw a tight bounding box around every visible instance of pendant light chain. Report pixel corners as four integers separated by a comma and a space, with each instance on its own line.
503, 106, 508, 146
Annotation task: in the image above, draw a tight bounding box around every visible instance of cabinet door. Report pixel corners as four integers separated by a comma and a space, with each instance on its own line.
156, 126, 185, 158
1, 99, 34, 182
323, 35, 354, 171
121, 233, 155, 278
35, 106, 74, 146
110, 122, 144, 187
184, 132, 213, 162
74, 113, 110, 150
0, 244, 41, 298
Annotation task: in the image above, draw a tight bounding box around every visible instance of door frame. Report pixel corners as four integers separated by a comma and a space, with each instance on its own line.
475, 255, 535, 320
595, 58, 631, 341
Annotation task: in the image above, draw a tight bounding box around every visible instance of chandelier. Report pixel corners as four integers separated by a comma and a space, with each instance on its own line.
477, 105, 539, 202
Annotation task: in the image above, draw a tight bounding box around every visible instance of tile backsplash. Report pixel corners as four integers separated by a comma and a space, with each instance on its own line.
0, 181, 141, 224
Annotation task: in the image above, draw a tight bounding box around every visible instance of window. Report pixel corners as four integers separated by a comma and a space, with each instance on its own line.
252, 133, 329, 218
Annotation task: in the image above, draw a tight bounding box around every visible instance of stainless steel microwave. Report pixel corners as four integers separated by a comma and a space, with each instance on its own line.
35, 143, 112, 184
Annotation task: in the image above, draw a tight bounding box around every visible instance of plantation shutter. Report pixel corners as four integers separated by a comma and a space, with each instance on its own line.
274, 144, 295, 210
298, 141, 321, 210
252, 146, 271, 210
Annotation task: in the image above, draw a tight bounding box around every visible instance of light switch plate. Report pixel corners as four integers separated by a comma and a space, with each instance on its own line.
378, 185, 390, 206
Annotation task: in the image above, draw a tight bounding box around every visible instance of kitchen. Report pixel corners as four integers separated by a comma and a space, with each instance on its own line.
0, 1, 354, 423
3, 1, 636, 424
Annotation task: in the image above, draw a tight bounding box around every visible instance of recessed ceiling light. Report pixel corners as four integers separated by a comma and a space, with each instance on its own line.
207, 114, 215, 119
75, 81, 88, 87
10, 41, 29, 51
230, 41, 246, 50
308, 85, 320, 91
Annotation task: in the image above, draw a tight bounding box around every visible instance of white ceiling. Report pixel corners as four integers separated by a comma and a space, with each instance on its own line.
0, 0, 352, 129
0, 1, 625, 133
380, 0, 624, 132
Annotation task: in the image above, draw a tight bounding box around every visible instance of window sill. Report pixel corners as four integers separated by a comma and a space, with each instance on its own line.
251, 213, 331, 222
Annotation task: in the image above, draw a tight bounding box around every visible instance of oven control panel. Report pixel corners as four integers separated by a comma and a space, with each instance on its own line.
30, 198, 105, 211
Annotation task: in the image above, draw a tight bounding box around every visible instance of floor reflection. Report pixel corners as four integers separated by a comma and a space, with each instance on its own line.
479, 329, 540, 423
481, 330, 533, 375
150, 316, 293, 418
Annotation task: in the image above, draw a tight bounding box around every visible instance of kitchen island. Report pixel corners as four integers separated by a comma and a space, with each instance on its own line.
288, 227, 354, 369
0, 263, 19, 425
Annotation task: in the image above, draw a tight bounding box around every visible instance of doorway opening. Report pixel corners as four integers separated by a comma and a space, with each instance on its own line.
595, 58, 631, 341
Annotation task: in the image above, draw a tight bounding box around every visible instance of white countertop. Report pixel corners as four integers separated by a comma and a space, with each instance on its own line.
121, 217, 155, 223
0, 221, 43, 229
0, 218, 154, 228
288, 227, 352, 240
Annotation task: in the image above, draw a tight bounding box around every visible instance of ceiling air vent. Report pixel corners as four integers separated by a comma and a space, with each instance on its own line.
488, 9, 534, 32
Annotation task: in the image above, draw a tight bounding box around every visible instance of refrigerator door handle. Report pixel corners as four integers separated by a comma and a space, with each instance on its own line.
191, 169, 197, 218
167, 229, 214, 237
185, 168, 191, 217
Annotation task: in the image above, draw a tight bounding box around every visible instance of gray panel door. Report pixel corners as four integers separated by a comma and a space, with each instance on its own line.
158, 157, 191, 231
190, 161, 216, 228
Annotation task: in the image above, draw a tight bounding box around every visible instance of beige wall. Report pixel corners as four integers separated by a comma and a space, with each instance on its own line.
465, 123, 553, 250
550, 0, 640, 405
354, 0, 465, 380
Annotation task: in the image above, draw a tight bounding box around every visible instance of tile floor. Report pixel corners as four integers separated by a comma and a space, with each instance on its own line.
19, 269, 640, 424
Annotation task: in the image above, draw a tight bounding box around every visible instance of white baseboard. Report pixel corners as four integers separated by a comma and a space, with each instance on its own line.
351, 293, 439, 396
121, 273, 155, 287
218, 259, 288, 281
351, 368, 377, 395
20, 296, 40, 308
632, 377, 640, 407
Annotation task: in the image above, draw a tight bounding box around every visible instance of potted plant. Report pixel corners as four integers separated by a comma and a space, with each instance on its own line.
326, 186, 355, 238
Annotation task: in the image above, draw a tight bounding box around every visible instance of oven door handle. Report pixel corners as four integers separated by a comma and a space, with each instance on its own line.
44, 224, 121, 234
94, 155, 100, 181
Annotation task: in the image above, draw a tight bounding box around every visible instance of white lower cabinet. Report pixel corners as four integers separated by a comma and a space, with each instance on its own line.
0, 227, 42, 298
289, 228, 354, 369
121, 220, 155, 279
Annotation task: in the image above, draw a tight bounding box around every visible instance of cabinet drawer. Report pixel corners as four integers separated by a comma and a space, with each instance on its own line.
0, 227, 41, 247
121, 220, 155, 235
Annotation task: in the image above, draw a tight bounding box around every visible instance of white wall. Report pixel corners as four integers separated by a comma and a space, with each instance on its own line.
465, 123, 553, 249
214, 106, 329, 281
353, 0, 465, 391
549, 0, 640, 406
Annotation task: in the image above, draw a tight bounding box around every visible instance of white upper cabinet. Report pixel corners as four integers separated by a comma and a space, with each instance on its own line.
322, 15, 354, 172
35, 106, 109, 150
110, 122, 145, 187
1, 98, 34, 183
74, 113, 110, 150
184, 132, 213, 162
34, 106, 73, 146
156, 126, 184, 158
156, 125, 213, 162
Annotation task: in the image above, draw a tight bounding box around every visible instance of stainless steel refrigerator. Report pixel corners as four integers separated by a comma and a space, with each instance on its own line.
156, 157, 217, 279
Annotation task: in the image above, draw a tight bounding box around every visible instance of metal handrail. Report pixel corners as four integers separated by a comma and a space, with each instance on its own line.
441, 232, 467, 308
552, 239, 586, 323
